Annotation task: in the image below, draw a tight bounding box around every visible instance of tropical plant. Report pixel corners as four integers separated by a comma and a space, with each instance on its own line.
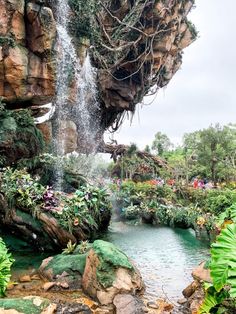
0, 238, 14, 297
200, 224, 236, 313
1, 168, 59, 213
62, 240, 77, 255
54, 185, 111, 233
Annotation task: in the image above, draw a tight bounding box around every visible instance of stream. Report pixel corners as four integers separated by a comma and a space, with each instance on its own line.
103, 221, 210, 302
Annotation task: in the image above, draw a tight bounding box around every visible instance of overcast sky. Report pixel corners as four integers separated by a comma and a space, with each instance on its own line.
105, 0, 236, 149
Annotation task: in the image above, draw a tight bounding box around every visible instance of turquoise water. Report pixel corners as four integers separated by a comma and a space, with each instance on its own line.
103, 222, 210, 301
10, 222, 210, 302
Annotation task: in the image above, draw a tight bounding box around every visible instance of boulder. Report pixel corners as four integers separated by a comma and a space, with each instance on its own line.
182, 280, 200, 298
113, 294, 145, 314
39, 252, 87, 289
192, 261, 212, 283
82, 240, 144, 305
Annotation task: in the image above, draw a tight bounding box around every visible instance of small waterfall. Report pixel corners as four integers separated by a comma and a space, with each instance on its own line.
76, 54, 101, 154
52, 0, 101, 190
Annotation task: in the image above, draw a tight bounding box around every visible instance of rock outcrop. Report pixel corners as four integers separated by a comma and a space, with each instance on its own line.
181, 262, 211, 314
0, 0, 56, 106
82, 240, 144, 306
0, 0, 196, 160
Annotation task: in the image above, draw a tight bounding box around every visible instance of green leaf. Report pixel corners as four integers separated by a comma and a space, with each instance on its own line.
210, 224, 236, 297
199, 286, 228, 314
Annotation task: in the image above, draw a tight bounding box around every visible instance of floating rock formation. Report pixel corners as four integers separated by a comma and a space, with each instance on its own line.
0, 0, 196, 159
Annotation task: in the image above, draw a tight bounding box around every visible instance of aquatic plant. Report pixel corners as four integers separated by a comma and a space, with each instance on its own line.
0, 238, 14, 297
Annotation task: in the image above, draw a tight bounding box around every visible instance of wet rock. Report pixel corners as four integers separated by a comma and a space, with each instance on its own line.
156, 299, 174, 312
26, 2, 56, 54
57, 120, 78, 154
43, 281, 56, 291
192, 261, 212, 283
19, 275, 31, 283
177, 298, 187, 305
42, 303, 57, 314
31, 274, 41, 280
114, 294, 146, 314
182, 281, 200, 298
56, 302, 92, 314
82, 240, 144, 305
147, 301, 159, 309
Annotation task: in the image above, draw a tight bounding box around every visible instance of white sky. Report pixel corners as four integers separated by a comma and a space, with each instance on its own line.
105, 0, 236, 149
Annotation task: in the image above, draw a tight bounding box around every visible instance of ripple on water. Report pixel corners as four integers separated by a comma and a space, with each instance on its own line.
103, 222, 210, 301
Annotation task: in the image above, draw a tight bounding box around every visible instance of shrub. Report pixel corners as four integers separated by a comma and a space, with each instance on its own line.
54, 185, 112, 233
0, 238, 14, 297
205, 189, 236, 215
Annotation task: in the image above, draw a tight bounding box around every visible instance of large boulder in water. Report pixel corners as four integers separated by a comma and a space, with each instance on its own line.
82, 240, 144, 305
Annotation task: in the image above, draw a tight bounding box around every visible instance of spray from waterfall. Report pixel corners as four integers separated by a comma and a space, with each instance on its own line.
52, 0, 101, 190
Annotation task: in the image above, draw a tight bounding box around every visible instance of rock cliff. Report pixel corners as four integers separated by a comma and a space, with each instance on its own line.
0, 0, 56, 106
0, 0, 196, 161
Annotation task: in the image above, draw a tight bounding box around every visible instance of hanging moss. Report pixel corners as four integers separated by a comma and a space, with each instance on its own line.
68, 0, 99, 39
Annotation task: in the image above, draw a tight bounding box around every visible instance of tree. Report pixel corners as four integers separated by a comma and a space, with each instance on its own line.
151, 132, 172, 156
183, 124, 236, 184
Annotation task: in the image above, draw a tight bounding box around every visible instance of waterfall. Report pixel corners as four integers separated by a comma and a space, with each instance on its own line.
52, 0, 100, 190
76, 54, 101, 154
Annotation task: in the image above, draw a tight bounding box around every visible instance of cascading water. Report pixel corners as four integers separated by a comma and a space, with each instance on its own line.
53, 0, 101, 190
76, 54, 101, 154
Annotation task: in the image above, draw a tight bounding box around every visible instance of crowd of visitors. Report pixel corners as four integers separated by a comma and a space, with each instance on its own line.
192, 178, 213, 189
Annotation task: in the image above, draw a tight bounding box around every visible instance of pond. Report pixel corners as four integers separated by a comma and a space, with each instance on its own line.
103, 221, 210, 302
9, 221, 210, 304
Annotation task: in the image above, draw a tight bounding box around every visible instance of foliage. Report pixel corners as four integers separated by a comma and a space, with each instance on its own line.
183, 124, 236, 184
200, 224, 236, 313
1, 168, 59, 213
151, 132, 173, 156
0, 105, 44, 166
154, 204, 199, 228
62, 240, 77, 255
68, 0, 98, 39
0, 238, 14, 297
200, 285, 229, 314
210, 224, 236, 297
0, 37, 15, 48
54, 185, 111, 233
179, 187, 236, 216
1, 168, 45, 210
75, 240, 90, 254
111, 180, 176, 209
205, 189, 236, 215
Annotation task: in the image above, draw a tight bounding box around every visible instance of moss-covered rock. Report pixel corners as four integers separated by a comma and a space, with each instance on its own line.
0, 296, 52, 314
39, 252, 88, 289
92, 240, 133, 288
82, 240, 144, 305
